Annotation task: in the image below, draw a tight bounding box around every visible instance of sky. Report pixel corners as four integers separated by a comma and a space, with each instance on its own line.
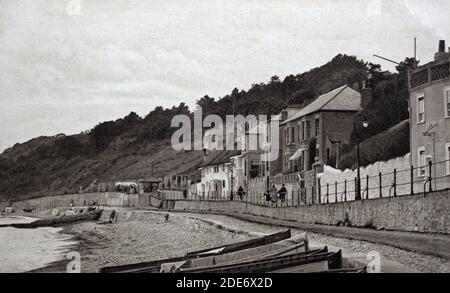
0, 0, 449, 152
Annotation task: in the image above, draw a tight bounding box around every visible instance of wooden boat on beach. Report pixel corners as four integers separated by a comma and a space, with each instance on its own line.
99, 229, 292, 273
160, 233, 309, 273
182, 247, 341, 273
100, 228, 366, 273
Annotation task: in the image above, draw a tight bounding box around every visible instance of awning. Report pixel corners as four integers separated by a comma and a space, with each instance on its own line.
289, 148, 304, 161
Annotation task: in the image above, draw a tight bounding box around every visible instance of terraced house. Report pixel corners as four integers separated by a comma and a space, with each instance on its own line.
409, 40, 450, 191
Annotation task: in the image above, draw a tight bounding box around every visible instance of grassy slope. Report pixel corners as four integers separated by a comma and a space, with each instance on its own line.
0, 133, 203, 200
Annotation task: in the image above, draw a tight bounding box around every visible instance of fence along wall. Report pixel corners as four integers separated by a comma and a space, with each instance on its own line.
316, 153, 444, 202
247, 173, 304, 204
171, 189, 450, 234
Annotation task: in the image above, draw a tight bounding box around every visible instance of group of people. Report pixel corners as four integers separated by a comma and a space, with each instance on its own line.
232, 184, 288, 206
265, 184, 287, 205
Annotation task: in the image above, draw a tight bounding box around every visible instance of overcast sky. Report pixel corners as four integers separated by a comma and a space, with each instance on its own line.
0, 0, 449, 152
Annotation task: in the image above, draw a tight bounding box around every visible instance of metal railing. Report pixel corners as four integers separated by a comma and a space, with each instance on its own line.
154, 159, 450, 208
317, 159, 450, 204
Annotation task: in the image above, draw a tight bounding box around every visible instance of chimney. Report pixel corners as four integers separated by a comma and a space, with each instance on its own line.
435, 40, 449, 62
352, 82, 361, 92
361, 81, 373, 110
281, 110, 288, 121
439, 40, 445, 52
202, 148, 209, 162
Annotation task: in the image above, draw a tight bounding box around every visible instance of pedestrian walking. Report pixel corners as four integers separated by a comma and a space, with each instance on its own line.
237, 186, 245, 200
264, 188, 271, 203
270, 185, 278, 206
278, 184, 287, 205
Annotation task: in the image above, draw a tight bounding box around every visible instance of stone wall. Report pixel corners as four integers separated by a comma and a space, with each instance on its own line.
169, 189, 450, 234
0, 192, 149, 212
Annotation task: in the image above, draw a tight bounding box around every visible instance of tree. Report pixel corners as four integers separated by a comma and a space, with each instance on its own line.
270, 75, 281, 84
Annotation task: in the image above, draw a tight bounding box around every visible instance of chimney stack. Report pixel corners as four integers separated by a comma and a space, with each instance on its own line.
435, 40, 449, 62
361, 81, 373, 110
202, 148, 209, 162
439, 40, 445, 52
352, 82, 361, 92
281, 110, 288, 121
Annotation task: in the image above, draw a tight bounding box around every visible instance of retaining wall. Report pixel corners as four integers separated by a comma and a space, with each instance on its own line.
0, 192, 150, 212
2, 189, 449, 234
169, 189, 450, 234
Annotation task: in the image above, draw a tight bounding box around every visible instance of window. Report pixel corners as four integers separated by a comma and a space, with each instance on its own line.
302, 121, 306, 141
445, 89, 450, 118
316, 144, 320, 161
285, 128, 289, 146
315, 118, 320, 137
446, 143, 450, 175
300, 151, 305, 171
306, 121, 311, 140
417, 94, 425, 123
418, 147, 426, 177
290, 127, 295, 144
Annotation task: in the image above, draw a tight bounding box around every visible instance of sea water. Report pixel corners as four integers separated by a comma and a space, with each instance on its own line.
0, 216, 77, 272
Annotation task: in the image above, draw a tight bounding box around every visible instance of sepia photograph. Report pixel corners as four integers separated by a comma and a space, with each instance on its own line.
0, 0, 449, 278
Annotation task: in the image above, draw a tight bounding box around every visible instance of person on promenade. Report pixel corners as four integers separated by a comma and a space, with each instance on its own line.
237, 186, 245, 200
278, 184, 287, 205
264, 188, 271, 203
270, 185, 278, 206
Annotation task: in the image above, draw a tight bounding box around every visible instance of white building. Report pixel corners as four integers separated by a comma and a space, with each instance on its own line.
198, 150, 240, 198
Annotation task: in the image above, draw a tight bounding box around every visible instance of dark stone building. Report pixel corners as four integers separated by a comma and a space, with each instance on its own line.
280, 84, 370, 173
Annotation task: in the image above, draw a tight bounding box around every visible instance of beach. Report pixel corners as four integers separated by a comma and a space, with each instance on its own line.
2, 209, 449, 273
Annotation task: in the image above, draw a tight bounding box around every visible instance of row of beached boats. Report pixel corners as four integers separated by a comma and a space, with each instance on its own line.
99, 229, 367, 273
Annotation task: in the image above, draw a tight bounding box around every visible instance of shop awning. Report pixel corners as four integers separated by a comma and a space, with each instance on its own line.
289, 148, 304, 161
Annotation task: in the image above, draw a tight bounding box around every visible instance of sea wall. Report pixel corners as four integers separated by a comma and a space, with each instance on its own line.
2, 188, 450, 234
169, 189, 450, 234
0, 192, 151, 212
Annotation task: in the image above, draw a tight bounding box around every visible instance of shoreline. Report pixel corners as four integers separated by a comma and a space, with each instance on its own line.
27, 226, 85, 273
0, 214, 78, 273
24, 209, 450, 273
31, 210, 257, 273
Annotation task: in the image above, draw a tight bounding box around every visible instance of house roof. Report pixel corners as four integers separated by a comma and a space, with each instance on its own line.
200, 150, 241, 168
281, 85, 361, 125
138, 177, 162, 183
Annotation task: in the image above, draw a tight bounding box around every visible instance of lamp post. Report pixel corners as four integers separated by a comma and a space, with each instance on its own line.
353, 113, 369, 200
